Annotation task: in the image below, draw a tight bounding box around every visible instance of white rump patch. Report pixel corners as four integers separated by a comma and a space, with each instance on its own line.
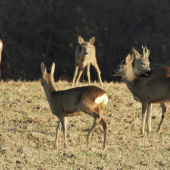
95, 93, 108, 105
0, 42, 2, 48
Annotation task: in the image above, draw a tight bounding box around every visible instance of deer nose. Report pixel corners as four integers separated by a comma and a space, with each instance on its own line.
112, 71, 116, 76
144, 70, 151, 76
84, 52, 88, 55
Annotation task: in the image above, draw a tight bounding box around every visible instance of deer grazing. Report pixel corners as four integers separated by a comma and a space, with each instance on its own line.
132, 46, 170, 133
72, 36, 103, 87
0, 39, 3, 77
112, 54, 170, 135
41, 62, 108, 149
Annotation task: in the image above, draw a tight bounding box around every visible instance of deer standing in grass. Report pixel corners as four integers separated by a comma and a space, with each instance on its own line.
0, 39, 3, 77
112, 54, 170, 135
72, 36, 103, 87
132, 46, 170, 133
41, 62, 108, 149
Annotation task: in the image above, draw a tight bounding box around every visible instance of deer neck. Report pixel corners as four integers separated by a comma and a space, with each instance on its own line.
43, 80, 56, 106
122, 65, 136, 93
133, 67, 141, 77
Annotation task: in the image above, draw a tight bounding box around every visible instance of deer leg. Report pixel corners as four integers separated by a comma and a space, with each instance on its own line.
87, 118, 98, 146
75, 66, 84, 85
86, 106, 107, 150
54, 120, 61, 148
141, 102, 148, 135
157, 103, 167, 134
86, 106, 102, 145
72, 65, 79, 87
146, 103, 152, 134
61, 117, 67, 148
100, 118, 108, 150
86, 63, 91, 85
91, 62, 103, 87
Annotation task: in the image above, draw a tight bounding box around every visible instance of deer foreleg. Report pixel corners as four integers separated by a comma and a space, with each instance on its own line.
54, 120, 61, 148
141, 102, 148, 135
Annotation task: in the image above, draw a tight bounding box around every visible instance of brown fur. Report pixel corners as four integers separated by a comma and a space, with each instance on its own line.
72, 36, 103, 87
113, 54, 170, 135
41, 62, 108, 149
133, 47, 170, 133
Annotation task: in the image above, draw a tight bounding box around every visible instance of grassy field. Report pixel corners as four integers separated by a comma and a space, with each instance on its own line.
0, 80, 170, 169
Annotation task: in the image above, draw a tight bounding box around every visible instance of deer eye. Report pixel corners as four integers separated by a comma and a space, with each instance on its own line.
142, 63, 146, 65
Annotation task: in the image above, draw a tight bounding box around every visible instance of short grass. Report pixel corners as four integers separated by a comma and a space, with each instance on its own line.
0, 80, 170, 169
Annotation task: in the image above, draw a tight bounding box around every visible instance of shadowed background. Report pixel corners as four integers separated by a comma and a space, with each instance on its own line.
0, 0, 170, 81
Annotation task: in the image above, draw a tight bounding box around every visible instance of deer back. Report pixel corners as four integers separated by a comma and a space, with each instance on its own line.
146, 66, 170, 79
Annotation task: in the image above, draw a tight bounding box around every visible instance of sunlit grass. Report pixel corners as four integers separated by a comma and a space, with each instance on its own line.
0, 80, 170, 169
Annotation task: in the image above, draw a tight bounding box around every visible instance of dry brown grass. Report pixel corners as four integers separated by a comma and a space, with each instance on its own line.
0, 80, 170, 169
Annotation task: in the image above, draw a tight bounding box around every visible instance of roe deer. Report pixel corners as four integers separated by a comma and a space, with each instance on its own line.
41, 62, 108, 149
132, 45, 151, 77
0, 39, 3, 77
72, 36, 103, 87
132, 45, 170, 78
132, 46, 170, 133
112, 54, 170, 135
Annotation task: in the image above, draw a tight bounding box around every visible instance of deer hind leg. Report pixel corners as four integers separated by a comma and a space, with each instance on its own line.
86, 106, 102, 143
61, 117, 67, 148
91, 62, 103, 87
141, 102, 148, 135
146, 103, 152, 134
72, 65, 79, 87
157, 103, 167, 134
54, 120, 61, 148
86, 106, 107, 150
86, 118, 98, 146
100, 118, 108, 150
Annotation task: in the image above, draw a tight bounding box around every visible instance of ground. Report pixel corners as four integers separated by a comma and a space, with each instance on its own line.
0, 80, 170, 169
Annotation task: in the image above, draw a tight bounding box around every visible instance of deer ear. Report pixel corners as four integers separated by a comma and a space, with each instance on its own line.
125, 54, 131, 64
125, 54, 134, 64
51, 62, 55, 75
146, 49, 150, 58
132, 47, 141, 60
41, 62, 47, 74
89, 36, 95, 44
78, 36, 84, 44
130, 54, 135, 63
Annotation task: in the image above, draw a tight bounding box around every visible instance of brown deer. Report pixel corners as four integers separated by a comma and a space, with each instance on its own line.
0, 39, 3, 77
41, 62, 108, 149
132, 46, 170, 78
132, 46, 170, 133
72, 36, 103, 87
112, 54, 170, 135
132, 45, 151, 78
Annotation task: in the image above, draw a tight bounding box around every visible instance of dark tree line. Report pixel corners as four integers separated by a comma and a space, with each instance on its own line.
0, 0, 170, 81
